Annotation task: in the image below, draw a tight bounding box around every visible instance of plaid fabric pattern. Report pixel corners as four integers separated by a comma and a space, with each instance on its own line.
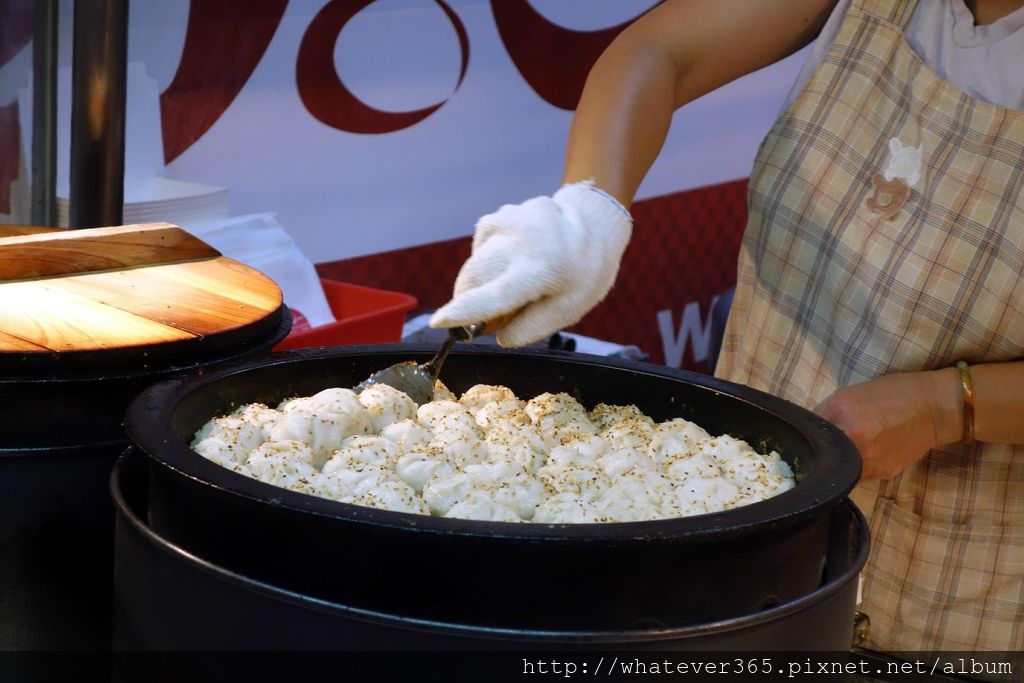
716, 0, 1024, 651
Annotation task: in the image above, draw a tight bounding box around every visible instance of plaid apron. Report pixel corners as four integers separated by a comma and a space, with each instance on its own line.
716, 0, 1024, 651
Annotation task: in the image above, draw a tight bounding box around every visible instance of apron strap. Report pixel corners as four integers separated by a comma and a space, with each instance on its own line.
852, 0, 920, 29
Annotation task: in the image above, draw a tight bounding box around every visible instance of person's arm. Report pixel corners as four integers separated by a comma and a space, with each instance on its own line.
431, 0, 837, 346
816, 360, 1024, 481
972, 361, 1024, 442
563, 0, 837, 206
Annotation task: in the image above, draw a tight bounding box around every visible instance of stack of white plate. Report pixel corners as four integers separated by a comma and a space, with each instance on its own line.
56, 177, 228, 227
16, 61, 229, 228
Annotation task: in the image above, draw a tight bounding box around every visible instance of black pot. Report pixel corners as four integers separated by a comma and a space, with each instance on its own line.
125, 345, 860, 631
0, 307, 290, 650
112, 448, 868, 650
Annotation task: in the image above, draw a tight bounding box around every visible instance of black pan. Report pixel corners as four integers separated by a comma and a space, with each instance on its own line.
0, 306, 290, 651
125, 345, 861, 630
112, 449, 869, 651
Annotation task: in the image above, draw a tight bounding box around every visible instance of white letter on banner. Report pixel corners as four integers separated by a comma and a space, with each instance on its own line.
657, 297, 718, 368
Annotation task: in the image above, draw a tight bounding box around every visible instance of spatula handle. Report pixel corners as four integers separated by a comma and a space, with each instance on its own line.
451, 311, 520, 341
426, 310, 524, 382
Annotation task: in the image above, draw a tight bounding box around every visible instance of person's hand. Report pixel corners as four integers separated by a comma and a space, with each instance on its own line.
430, 181, 632, 347
814, 369, 962, 481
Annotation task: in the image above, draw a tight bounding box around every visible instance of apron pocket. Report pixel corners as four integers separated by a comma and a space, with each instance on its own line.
863, 497, 1024, 651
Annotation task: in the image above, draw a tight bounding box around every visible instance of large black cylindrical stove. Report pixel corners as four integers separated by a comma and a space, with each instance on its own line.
120, 345, 864, 647
113, 448, 868, 650
0, 308, 290, 650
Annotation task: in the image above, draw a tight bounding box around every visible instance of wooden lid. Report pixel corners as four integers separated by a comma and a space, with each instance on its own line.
0, 222, 287, 373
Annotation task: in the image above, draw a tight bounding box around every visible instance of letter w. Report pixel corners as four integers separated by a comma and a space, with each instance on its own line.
657, 297, 718, 368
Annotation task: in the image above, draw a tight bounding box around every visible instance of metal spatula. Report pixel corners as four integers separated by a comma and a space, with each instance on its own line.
354, 322, 487, 405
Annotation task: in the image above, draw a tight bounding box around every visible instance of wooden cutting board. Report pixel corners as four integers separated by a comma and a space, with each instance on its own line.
0, 222, 286, 371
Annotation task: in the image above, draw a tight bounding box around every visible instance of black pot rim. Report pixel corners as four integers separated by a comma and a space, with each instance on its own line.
111, 451, 870, 643
125, 344, 861, 544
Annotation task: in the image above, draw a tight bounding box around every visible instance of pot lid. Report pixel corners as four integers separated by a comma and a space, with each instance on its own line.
0, 222, 285, 373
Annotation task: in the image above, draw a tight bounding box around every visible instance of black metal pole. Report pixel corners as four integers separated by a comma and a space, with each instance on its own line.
69, 0, 129, 229
30, 0, 58, 227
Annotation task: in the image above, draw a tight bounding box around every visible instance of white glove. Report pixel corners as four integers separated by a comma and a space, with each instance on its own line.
430, 181, 632, 347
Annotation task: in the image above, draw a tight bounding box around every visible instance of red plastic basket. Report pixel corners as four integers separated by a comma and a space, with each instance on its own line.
274, 280, 417, 351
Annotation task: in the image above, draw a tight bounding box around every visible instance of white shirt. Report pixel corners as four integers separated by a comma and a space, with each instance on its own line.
787, 0, 1024, 110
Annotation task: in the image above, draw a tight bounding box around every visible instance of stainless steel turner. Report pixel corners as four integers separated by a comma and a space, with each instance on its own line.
354, 322, 487, 405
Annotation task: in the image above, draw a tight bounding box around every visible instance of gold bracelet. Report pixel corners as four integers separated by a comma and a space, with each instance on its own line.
956, 360, 975, 444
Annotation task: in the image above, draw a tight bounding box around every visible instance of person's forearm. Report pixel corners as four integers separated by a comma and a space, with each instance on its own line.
930, 360, 1024, 445
970, 360, 1024, 443
562, 32, 678, 208
560, 0, 835, 208
815, 358, 1023, 480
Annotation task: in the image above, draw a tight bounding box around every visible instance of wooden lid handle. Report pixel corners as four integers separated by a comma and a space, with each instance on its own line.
0, 222, 220, 282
